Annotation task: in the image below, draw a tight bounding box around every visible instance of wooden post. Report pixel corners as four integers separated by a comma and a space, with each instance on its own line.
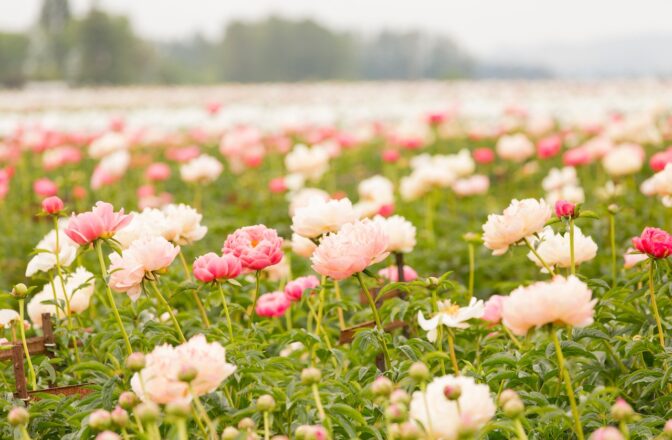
11, 345, 28, 400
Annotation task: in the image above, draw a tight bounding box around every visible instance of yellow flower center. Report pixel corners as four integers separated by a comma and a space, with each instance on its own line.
439, 304, 461, 316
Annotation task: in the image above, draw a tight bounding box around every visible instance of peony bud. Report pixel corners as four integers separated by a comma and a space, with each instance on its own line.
664, 419, 672, 435
165, 402, 191, 419
118, 391, 139, 410
295, 425, 311, 440
398, 421, 421, 440
125, 353, 146, 372
42, 196, 64, 214
238, 417, 256, 431
503, 397, 525, 418
89, 409, 112, 431
8, 407, 29, 426
96, 432, 121, 440
610, 398, 634, 422
257, 394, 276, 412
443, 384, 461, 400
371, 376, 394, 398
177, 365, 198, 383
301, 367, 321, 385
408, 362, 430, 382
554, 199, 576, 218
498, 389, 519, 406
11, 283, 28, 298
385, 403, 408, 423
222, 426, 240, 440
110, 406, 129, 428
425, 277, 439, 289
390, 389, 411, 406
134, 402, 159, 424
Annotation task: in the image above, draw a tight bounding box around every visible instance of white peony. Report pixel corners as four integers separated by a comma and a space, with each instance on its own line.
417, 298, 484, 342
527, 226, 598, 271
482, 198, 552, 256
180, 154, 223, 184
26, 221, 79, 277
162, 204, 208, 245
291, 197, 357, 239
285, 144, 330, 182
496, 133, 534, 162
373, 215, 416, 253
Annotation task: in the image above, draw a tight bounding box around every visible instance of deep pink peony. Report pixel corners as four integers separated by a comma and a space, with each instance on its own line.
650, 149, 672, 172
284, 275, 320, 301
42, 196, 64, 214
193, 252, 242, 283
473, 147, 495, 164
537, 135, 562, 159
554, 199, 576, 218
64, 201, 132, 245
632, 227, 672, 259
563, 147, 591, 167
222, 225, 284, 271
256, 291, 291, 317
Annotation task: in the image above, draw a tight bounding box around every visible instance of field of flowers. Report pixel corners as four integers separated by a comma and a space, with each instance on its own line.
1, 81, 672, 439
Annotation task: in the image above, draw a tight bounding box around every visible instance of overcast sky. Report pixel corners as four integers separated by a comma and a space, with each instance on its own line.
2, 0, 671, 56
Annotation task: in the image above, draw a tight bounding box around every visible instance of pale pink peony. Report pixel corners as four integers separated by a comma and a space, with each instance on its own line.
378, 265, 418, 282
623, 247, 648, 269
145, 163, 171, 181
174, 334, 237, 396
222, 225, 284, 271
256, 291, 291, 317
311, 219, 389, 280
482, 198, 551, 256
192, 252, 242, 283
64, 201, 132, 245
482, 295, 505, 325
502, 275, 596, 336
127, 236, 180, 274
632, 227, 672, 259
589, 427, 625, 440
108, 251, 146, 301
284, 275, 320, 301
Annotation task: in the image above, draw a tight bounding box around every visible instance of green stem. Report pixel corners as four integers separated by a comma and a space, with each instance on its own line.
356, 272, 391, 370
446, 330, 460, 375
467, 242, 475, 301
312, 383, 333, 435
180, 251, 210, 328
609, 213, 617, 288
190, 387, 216, 440
94, 240, 133, 355
149, 279, 186, 343
264, 411, 270, 440
648, 259, 665, 348
20, 426, 32, 440
217, 282, 234, 342
248, 270, 261, 319
524, 237, 556, 276
502, 324, 523, 350
334, 280, 345, 330
551, 328, 584, 440
430, 289, 446, 375
17, 299, 37, 391
514, 419, 528, 440
569, 218, 575, 275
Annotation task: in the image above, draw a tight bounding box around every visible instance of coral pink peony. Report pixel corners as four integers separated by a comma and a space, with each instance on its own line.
192, 252, 242, 283
33, 178, 58, 197
222, 225, 284, 271
623, 247, 648, 269
284, 275, 320, 301
42, 196, 64, 214
632, 227, 672, 259
650, 149, 672, 172
146, 163, 171, 181
563, 147, 592, 167
382, 149, 401, 163
268, 177, 287, 193
554, 199, 576, 218
482, 198, 551, 256
473, 147, 494, 164
537, 135, 562, 159
256, 291, 291, 317
64, 201, 132, 245
311, 219, 389, 280
482, 295, 505, 325
378, 265, 418, 282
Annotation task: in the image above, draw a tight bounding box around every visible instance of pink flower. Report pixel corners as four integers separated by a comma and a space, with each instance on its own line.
193, 252, 242, 283
64, 201, 133, 245
42, 196, 64, 214
146, 163, 171, 181
563, 147, 591, 167
256, 291, 291, 317
268, 177, 287, 193
33, 178, 58, 197
382, 149, 400, 163
284, 275, 320, 301
554, 199, 576, 218
650, 149, 672, 172
311, 219, 389, 280
482, 295, 505, 325
222, 225, 284, 271
537, 135, 562, 159
623, 247, 648, 269
632, 227, 672, 259
589, 427, 624, 440
72, 185, 87, 200
473, 147, 494, 164
377, 203, 395, 217
378, 265, 418, 282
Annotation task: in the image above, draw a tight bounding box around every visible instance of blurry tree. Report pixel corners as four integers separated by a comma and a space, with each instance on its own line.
26, 0, 74, 80
0, 33, 30, 87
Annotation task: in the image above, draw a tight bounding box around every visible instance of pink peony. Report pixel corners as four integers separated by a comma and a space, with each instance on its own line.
64, 201, 132, 245
284, 275, 320, 301
268, 177, 287, 193
563, 147, 591, 167
382, 149, 401, 163
378, 265, 418, 282
42, 196, 64, 214
33, 178, 58, 197
623, 247, 648, 269
632, 227, 672, 259
589, 427, 625, 440
222, 225, 284, 271
256, 291, 291, 317
482, 295, 505, 325
145, 163, 171, 181
650, 149, 672, 172
554, 199, 576, 218
311, 219, 389, 280
472, 147, 494, 164
192, 252, 242, 283
537, 135, 562, 159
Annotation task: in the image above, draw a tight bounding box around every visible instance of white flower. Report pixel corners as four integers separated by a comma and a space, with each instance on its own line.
180, 154, 223, 184
291, 197, 357, 239
410, 375, 495, 440
373, 215, 416, 253
542, 167, 579, 192
291, 233, 317, 258
288, 188, 330, 216
0, 309, 20, 328
651, 163, 672, 197
496, 133, 534, 162
602, 143, 644, 177
545, 185, 585, 205
26, 222, 79, 277
162, 204, 208, 245
27, 267, 95, 327
482, 198, 552, 256
417, 298, 484, 342
452, 175, 489, 197
285, 144, 330, 182
114, 208, 169, 249
596, 181, 624, 200
443, 149, 475, 178
527, 226, 598, 271
89, 132, 128, 159
358, 175, 394, 205
400, 174, 428, 201
91, 150, 130, 189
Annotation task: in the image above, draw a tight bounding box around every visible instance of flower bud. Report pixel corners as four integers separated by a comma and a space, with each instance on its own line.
89, 409, 112, 431
398, 421, 421, 440
425, 277, 439, 289
610, 398, 634, 422
118, 391, 139, 410
11, 283, 28, 298
238, 417, 256, 431
8, 407, 29, 426
503, 397, 525, 418
134, 402, 159, 424
607, 204, 619, 215
408, 362, 430, 383
371, 376, 394, 398
390, 389, 410, 406
42, 196, 64, 215
257, 394, 276, 412
385, 403, 408, 423
295, 425, 311, 440
272, 436, 289, 440
498, 389, 519, 406
462, 232, 482, 244
178, 365, 198, 383
664, 419, 672, 435
221, 426, 240, 440
443, 384, 461, 400
301, 367, 321, 385
165, 402, 191, 419
110, 407, 129, 428
554, 200, 576, 218
125, 353, 146, 372
96, 432, 121, 440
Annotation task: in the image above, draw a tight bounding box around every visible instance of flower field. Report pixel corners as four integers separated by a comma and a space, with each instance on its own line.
1, 81, 672, 439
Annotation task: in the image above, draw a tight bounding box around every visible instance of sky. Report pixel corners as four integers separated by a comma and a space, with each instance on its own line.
2, 0, 671, 56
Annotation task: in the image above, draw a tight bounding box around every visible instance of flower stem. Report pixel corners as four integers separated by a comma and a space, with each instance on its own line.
502, 324, 523, 350
176, 420, 188, 440
609, 212, 617, 288
514, 419, 528, 440
94, 240, 133, 356
17, 300, 37, 391
19, 426, 32, 440
190, 386, 217, 440
569, 218, 575, 275
550, 328, 584, 440
524, 237, 556, 276
312, 383, 333, 435
446, 330, 460, 375
248, 270, 261, 319
648, 259, 665, 348
149, 279, 186, 343
333, 280, 345, 330
180, 251, 210, 327
217, 282, 234, 342
53, 217, 81, 363
356, 272, 391, 370
264, 411, 271, 440
467, 242, 475, 301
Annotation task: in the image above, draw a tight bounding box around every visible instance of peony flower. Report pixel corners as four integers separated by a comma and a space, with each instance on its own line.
193, 252, 242, 283
285, 144, 330, 182
602, 143, 644, 177
502, 275, 596, 336
418, 298, 484, 342
527, 226, 598, 271
113, 208, 169, 249
482, 198, 551, 256
28, 267, 95, 327
174, 334, 237, 396
284, 276, 320, 301
378, 265, 418, 282
473, 147, 494, 164
482, 295, 505, 325
452, 175, 489, 197
589, 427, 625, 440
223, 225, 284, 271
291, 197, 357, 239
358, 175, 395, 206
42, 196, 64, 214
65, 201, 132, 245
91, 151, 130, 189
291, 233, 317, 258
623, 247, 648, 269
162, 204, 208, 245
26, 221, 79, 277
409, 375, 495, 440
311, 219, 389, 280
145, 163, 171, 181
256, 292, 291, 317
0, 309, 20, 328
632, 227, 672, 259
542, 167, 579, 192
180, 154, 223, 184
33, 178, 58, 197
372, 215, 416, 253
537, 135, 562, 159
555, 200, 576, 218
89, 132, 128, 159
288, 188, 330, 216
496, 134, 534, 162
